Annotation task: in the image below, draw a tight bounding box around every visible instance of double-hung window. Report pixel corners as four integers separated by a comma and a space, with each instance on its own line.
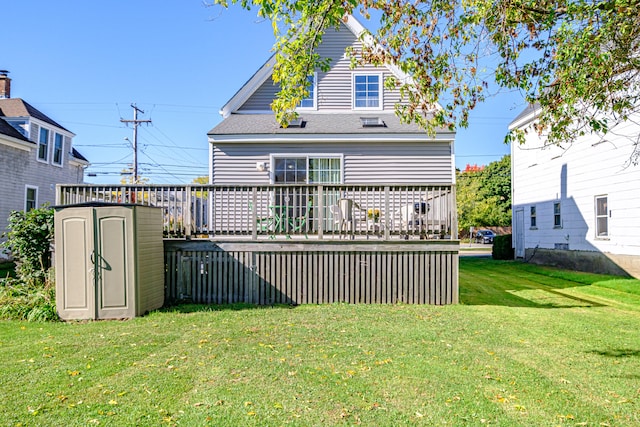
25, 186, 38, 211
298, 74, 316, 109
553, 202, 562, 228
595, 195, 608, 237
53, 133, 64, 166
353, 73, 382, 109
273, 156, 342, 184
38, 128, 49, 162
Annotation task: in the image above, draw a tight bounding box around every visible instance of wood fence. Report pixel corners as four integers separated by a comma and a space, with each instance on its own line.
165, 240, 459, 305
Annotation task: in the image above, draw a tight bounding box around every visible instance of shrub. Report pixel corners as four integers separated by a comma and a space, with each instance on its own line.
1, 206, 54, 286
492, 234, 515, 260
0, 206, 58, 321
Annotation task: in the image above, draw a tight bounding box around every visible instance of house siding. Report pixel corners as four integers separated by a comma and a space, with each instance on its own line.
238, 23, 403, 113
212, 141, 453, 184
0, 138, 84, 254
511, 114, 640, 275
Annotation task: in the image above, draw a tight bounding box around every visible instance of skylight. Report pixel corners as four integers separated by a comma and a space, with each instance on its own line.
360, 117, 385, 127
281, 117, 305, 128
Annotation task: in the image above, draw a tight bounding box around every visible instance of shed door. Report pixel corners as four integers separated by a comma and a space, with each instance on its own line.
94, 207, 135, 319
57, 212, 95, 319
515, 209, 525, 258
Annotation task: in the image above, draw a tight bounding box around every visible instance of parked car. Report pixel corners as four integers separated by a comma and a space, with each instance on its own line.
475, 229, 496, 244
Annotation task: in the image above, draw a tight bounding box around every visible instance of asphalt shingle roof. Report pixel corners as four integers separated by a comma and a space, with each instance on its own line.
0, 98, 69, 132
209, 113, 452, 137
0, 116, 31, 142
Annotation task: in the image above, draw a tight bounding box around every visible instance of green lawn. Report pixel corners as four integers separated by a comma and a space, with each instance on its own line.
1, 258, 639, 426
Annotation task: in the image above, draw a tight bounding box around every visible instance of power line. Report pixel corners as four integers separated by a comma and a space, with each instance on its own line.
120, 104, 152, 183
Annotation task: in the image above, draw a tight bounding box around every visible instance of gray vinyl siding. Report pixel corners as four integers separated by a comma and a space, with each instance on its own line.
239, 76, 278, 111
238, 23, 404, 112
0, 139, 85, 247
212, 141, 453, 184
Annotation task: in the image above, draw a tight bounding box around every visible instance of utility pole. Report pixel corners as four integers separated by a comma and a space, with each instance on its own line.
120, 104, 151, 183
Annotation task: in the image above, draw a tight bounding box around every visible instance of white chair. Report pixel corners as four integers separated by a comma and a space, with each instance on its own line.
330, 198, 364, 237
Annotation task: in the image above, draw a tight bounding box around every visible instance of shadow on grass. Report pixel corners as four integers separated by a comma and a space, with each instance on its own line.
459, 257, 608, 308
158, 302, 297, 314
588, 348, 640, 358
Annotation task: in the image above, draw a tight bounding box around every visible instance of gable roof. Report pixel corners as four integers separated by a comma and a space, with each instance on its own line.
508, 103, 540, 130
218, 15, 413, 119
0, 98, 71, 132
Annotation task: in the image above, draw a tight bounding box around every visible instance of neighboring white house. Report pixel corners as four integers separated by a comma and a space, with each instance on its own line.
510, 105, 640, 278
207, 15, 456, 187
0, 71, 89, 259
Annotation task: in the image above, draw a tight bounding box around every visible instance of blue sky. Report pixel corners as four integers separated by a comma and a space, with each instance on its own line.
4, 1, 522, 184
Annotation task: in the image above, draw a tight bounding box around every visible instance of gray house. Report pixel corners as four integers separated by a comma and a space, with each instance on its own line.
0, 71, 88, 259
208, 15, 455, 187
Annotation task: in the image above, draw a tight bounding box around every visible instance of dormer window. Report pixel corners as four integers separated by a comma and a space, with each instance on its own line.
353, 73, 382, 110
298, 74, 317, 109
360, 117, 386, 127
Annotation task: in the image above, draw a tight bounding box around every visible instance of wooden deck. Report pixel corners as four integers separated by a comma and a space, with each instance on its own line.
57, 184, 460, 305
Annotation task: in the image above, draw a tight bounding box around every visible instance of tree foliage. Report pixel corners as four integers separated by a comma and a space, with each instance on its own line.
1, 207, 54, 285
457, 155, 511, 233
212, 0, 640, 156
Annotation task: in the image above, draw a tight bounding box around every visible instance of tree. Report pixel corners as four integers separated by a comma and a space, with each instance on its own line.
212, 0, 640, 159
456, 155, 511, 234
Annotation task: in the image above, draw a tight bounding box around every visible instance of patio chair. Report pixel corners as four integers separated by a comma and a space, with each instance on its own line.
331, 198, 364, 238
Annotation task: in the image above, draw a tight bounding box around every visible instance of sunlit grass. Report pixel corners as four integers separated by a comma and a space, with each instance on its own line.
1, 258, 639, 426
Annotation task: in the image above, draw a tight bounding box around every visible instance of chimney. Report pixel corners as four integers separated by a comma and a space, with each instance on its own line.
0, 70, 11, 99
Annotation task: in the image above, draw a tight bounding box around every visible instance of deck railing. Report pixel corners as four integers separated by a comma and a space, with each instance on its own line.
57, 184, 457, 241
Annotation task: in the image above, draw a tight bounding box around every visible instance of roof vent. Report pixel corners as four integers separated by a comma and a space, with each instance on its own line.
360, 117, 385, 127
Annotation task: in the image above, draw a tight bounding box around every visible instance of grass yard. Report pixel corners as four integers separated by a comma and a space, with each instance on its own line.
1, 258, 639, 426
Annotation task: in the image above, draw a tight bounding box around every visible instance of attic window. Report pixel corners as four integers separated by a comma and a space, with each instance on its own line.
360, 117, 386, 127
281, 117, 305, 128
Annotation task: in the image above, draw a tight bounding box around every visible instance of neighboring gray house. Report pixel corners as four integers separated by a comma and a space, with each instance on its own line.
510, 104, 640, 278
0, 71, 88, 259
208, 15, 456, 187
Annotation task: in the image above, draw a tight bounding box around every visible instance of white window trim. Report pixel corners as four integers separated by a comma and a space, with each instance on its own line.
269, 153, 344, 184
52, 132, 64, 167
297, 72, 318, 111
37, 127, 50, 164
25, 185, 38, 211
529, 205, 537, 229
352, 72, 384, 111
553, 202, 562, 229
594, 195, 609, 239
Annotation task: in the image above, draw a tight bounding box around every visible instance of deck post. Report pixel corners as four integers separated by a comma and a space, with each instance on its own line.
384, 186, 390, 240
251, 187, 258, 241
317, 184, 324, 239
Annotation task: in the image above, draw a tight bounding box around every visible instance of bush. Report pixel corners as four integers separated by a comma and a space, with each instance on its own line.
1, 206, 54, 286
0, 206, 58, 321
492, 234, 515, 260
